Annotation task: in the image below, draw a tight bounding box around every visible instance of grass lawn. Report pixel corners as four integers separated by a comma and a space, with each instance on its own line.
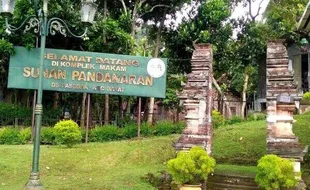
0, 136, 177, 190
213, 120, 266, 164
1, 113, 310, 190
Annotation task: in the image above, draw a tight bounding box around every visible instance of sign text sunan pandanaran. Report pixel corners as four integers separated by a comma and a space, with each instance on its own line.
8, 47, 167, 98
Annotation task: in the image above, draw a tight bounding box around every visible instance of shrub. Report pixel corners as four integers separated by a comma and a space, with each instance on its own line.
89, 125, 120, 142
118, 115, 135, 127
154, 120, 173, 136
212, 110, 225, 128
53, 120, 82, 147
40, 127, 55, 144
303, 92, 310, 100
171, 121, 186, 134
301, 92, 310, 105
247, 113, 266, 121
227, 116, 244, 125
255, 155, 298, 190
0, 127, 22, 145
20, 127, 31, 144
140, 122, 153, 137
167, 146, 216, 185
0, 103, 32, 118
80, 128, 86, 143
122, 123, 137, 139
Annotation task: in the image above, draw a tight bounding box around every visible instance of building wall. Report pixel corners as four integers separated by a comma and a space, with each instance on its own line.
288, 44, 303, 91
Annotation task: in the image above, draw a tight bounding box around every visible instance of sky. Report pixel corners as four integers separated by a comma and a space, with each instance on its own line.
170, 0, 271, 26
231, 0, 270, 21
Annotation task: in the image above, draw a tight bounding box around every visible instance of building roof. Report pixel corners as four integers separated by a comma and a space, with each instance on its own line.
297, 1, 310, 31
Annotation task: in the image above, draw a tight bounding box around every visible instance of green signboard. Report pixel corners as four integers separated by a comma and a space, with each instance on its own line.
8, 46, 167, 98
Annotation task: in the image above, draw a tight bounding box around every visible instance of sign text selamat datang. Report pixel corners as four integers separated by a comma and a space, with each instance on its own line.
8, 47, 167, 98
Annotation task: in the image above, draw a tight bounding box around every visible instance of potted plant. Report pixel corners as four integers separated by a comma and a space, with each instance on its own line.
167, 146, 216, 190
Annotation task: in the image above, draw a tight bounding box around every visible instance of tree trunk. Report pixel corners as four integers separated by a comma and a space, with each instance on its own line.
130, 0, 139, 39
103, 0, 109, 125
212, 77, 232, 118
4, 90, 13, 103
0, 86, 4, 102
241, 73, 249, 118
80, 93, 87, 128
53, 92, 59, 109
118, 96, 123, 121
104, 94, 109, 124
147, 9, 166, 124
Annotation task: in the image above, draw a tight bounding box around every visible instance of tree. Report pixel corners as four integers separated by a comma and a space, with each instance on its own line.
162, 0, 233, 116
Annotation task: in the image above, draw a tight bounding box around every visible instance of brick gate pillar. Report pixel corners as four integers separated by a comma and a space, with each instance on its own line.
174, 44, 213, 154
266, 40, 307, 186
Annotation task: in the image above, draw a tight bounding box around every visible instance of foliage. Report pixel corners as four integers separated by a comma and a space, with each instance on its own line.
167, 146, 216, 185
212, 110, 225, 128
264, 0, 308, 40
40, 127, 55, 145
171, 121, 186, 134
90, 125, 121, 142
255, 155, 298, 190
0, 102, 32, 118
303, 92, 310, 100
122, 123, 138, 139
153, 120, 173, 136
141, 171, 178, 189
20, 127, 31, 144
118, 114, 135, 128
247, 112, 266, 121
163, 0, 232, 75
140, 122, 153, 137
301, 92, 310, 104
226, 116, 244, 125
53, 120, 82, 147
0, 127, 22, 145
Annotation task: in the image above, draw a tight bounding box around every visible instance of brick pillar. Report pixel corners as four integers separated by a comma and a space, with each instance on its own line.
266, 40, 307, 186
174, 44, 213, 154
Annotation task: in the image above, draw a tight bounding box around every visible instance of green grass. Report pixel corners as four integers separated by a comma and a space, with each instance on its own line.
213, 120, 266, 164
2, 113, 310, 189
294, 112, 310, 149
214, 164, 257, 177
0, 136, 177, 190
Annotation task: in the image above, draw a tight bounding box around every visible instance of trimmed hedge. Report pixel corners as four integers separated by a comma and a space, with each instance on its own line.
0, 120, 186, 145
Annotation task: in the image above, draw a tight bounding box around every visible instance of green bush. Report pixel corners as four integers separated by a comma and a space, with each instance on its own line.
255, 155, 298, 190
118, 115, 135, 127
227, 116, 244, 125
80, 128, 86, 143
40, 127, 55, 144
154, 120, 173, 136
122, 123, 137, 138
247, 113, 266, 121
20, 127, 31, 144
0, 103, 32, 118
140, 122, 154, 137
0, 103, 32, 125
90, 125, 121, 142
301, 92, 310, 104
171, 121, 186, 134
53, 120, 82, 147
167, 146, 216, 185
212, 110, 225, 128
303, 92, 310, 100
0, 127, 22, 145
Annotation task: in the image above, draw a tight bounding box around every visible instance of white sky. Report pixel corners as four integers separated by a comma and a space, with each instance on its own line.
231, 0, 270, 21
170, 0, 270, 26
